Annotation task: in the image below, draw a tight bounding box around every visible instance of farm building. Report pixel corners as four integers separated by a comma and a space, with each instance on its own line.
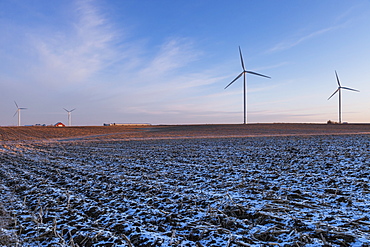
103, 123, 151, 126
54, 122, 66, 127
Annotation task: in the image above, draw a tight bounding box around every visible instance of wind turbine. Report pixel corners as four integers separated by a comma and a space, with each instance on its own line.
224, 46, 270, 124
328, 70, 359, 124
63, 108, 75, 126
13, 101, 27, 126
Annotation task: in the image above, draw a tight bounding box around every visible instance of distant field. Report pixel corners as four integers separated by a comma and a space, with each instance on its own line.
1, 123, 370, 142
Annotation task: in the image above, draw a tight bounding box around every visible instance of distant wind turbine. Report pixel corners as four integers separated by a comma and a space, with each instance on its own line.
13, 101, 27, 126
63, 108, 76, 126
224, 46, 270, 124
328, 71, 359, 124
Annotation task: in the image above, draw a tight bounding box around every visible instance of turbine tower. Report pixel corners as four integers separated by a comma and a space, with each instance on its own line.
13, 101, 27, 126
328, 71, 359, 124
224, 46, 270, 124
63, 108, 76, 126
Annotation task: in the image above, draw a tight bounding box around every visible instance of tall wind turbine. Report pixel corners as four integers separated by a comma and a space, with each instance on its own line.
328, 71, 359, 124
63, 108, 76, 126
224, 46, 270, 124
13, 101, 27, 126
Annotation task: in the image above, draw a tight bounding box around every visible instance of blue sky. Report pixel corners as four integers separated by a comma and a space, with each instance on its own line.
1, 0, 370, 126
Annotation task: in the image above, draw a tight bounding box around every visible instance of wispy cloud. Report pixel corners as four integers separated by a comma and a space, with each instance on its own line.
267, 26, 340, 53
266, 4, 368, 55
32, 0, 122, 86
139, 38, 201, 78
335, 3, 364, 23
5, 0, 208, 99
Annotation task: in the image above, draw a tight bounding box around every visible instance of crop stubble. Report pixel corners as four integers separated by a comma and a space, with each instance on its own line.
1, 124, 370, 246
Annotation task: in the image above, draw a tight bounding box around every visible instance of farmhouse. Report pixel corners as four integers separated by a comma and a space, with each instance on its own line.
54, 122, 66, 127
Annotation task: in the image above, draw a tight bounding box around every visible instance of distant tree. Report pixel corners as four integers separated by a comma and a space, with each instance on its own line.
327, 120, 338, 124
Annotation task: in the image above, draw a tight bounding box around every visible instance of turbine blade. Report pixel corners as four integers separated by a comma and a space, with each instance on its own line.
341, 87, 360, 92
19, 108, 27, 110
239, 46, 246, 71
13, 110, 18, 117
224, 72, 244, 89
328, 88, 339, 100
71, 108, 76, 112
63, 108, 68, 112
14, 101, 18, 108
335, 70, 341, 87
246, 71, 271, 78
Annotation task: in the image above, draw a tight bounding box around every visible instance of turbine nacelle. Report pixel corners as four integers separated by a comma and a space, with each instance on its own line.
225, 47, 270, 90
328, 71, 359, 100
64, 108, 76, 113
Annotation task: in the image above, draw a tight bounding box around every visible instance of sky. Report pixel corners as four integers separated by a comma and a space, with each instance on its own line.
1, 0, 370, 126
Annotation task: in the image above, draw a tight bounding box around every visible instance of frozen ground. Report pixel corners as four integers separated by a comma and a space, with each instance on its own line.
1, 134, 370, 246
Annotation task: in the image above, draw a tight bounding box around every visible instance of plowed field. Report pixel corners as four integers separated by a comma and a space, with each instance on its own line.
1, 124, 370, 246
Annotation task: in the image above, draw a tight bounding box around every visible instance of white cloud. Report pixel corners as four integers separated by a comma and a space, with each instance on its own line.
139, 38, 200, 78
31, 0, 122, 87
267, 26, 339, 53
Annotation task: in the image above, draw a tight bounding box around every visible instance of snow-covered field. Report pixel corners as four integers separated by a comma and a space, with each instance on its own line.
1, 134, 370, 246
